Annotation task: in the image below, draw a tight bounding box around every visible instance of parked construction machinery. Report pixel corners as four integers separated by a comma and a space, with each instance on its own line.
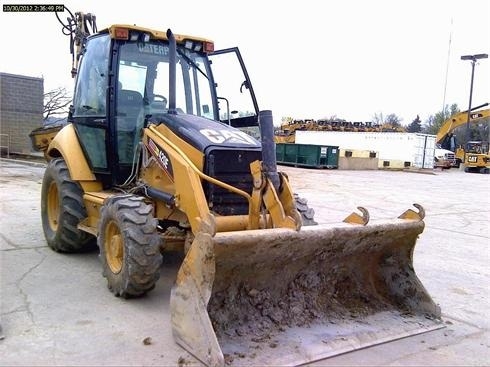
274, 118, 405, 143
436, 103, 490, 173
30, 8, 443, 366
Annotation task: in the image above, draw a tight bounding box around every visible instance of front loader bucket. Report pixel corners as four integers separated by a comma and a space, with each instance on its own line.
170, 210, 442, 366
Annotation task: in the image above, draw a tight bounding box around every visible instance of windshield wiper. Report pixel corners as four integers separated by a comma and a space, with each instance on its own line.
176, 48, 209, 80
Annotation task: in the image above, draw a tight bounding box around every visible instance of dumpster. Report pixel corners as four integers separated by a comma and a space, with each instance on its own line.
276, 143, 339, 168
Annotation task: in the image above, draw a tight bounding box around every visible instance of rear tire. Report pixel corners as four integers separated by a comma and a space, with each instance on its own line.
41, 158, 95, 252
98, 195, 163, 298
294, 194, 318, 226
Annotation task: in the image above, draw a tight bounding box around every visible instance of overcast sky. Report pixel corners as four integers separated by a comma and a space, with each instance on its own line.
1, 0, 489, 125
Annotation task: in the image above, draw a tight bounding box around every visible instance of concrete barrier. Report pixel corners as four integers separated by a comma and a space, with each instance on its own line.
338, 149, 379, 170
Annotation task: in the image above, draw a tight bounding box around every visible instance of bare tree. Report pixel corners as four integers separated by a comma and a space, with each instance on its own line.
43, 87, 72, 123
319, 114, 346, 123
385, 113, 402, 126
372, 112, 402, 126
372, 112, 384, 125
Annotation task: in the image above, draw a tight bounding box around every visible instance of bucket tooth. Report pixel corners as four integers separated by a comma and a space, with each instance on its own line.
398, 203, 425, 221
343, 206, 370, 225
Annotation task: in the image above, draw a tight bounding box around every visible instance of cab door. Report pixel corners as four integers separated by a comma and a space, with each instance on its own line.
71, 34, 111, 180
209, 48, 259, 128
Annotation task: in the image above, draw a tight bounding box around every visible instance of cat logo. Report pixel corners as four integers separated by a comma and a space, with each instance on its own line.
199, 128, 257, 145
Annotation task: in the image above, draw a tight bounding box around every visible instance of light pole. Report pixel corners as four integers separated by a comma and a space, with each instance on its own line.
460, 53, 488, 144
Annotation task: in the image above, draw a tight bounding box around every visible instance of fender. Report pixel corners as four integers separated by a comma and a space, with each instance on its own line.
47, 124, 96, 181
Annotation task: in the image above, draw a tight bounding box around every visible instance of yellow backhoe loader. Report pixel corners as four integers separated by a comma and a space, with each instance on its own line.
30, 9, 443, 366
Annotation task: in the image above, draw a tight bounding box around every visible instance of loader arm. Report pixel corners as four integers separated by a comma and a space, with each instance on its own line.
146, 121, 302, 234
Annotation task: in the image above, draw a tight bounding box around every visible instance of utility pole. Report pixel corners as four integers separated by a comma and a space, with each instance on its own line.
460, 54, 488, 144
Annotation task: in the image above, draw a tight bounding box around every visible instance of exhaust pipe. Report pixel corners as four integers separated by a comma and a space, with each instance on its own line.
167, 29, 177, 115
259, 110, 280, 190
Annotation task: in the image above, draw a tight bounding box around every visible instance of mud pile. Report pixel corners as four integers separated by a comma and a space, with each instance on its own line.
208, 264, 393, 339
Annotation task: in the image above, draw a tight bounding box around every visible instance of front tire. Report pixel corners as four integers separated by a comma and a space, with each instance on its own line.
98, 195, 163, 298
41, 158, 95, 252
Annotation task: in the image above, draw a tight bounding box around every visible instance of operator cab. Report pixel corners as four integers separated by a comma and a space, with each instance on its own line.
69, 25, 259, 186
466, 141, 488, 154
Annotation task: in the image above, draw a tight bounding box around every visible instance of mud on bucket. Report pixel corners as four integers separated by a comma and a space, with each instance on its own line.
171, 220, 442, 366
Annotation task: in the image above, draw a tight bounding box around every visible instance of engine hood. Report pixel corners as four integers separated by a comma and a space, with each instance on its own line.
153, 113, 261, 152
434, 148, 454, 156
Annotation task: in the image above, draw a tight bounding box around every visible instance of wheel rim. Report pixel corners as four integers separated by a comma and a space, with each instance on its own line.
104, 220, 123, 274
47, 181, 59, 231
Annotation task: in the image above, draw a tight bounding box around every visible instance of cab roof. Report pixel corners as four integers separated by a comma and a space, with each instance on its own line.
100, 24, 213, 44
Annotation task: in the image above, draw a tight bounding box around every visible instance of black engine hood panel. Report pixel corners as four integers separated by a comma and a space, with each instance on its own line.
152, 113, 262, 152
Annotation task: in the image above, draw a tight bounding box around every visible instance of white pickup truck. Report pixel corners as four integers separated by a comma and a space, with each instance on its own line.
434, 145, 457, 169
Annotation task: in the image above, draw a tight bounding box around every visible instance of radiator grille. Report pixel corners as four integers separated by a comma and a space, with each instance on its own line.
204, 149, 262, 215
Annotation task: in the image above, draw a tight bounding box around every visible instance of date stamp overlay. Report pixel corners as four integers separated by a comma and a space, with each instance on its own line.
3, 4, 64, 12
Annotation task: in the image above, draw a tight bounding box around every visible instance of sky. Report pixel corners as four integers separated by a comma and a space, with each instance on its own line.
1, 0, 489, 126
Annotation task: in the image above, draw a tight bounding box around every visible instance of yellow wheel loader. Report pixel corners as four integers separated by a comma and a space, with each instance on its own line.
30, 10, 443, 366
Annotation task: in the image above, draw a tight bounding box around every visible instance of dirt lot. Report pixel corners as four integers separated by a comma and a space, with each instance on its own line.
1, 158, 489, 366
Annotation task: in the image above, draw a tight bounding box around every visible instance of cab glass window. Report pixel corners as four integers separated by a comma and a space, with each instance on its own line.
118, 41, 215, 119
73, 35, 110, 116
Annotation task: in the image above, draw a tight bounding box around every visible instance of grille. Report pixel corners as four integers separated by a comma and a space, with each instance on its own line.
204, 149, 262, 215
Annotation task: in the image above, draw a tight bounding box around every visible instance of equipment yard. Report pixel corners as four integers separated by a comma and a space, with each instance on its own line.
1, 158, 489, 366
